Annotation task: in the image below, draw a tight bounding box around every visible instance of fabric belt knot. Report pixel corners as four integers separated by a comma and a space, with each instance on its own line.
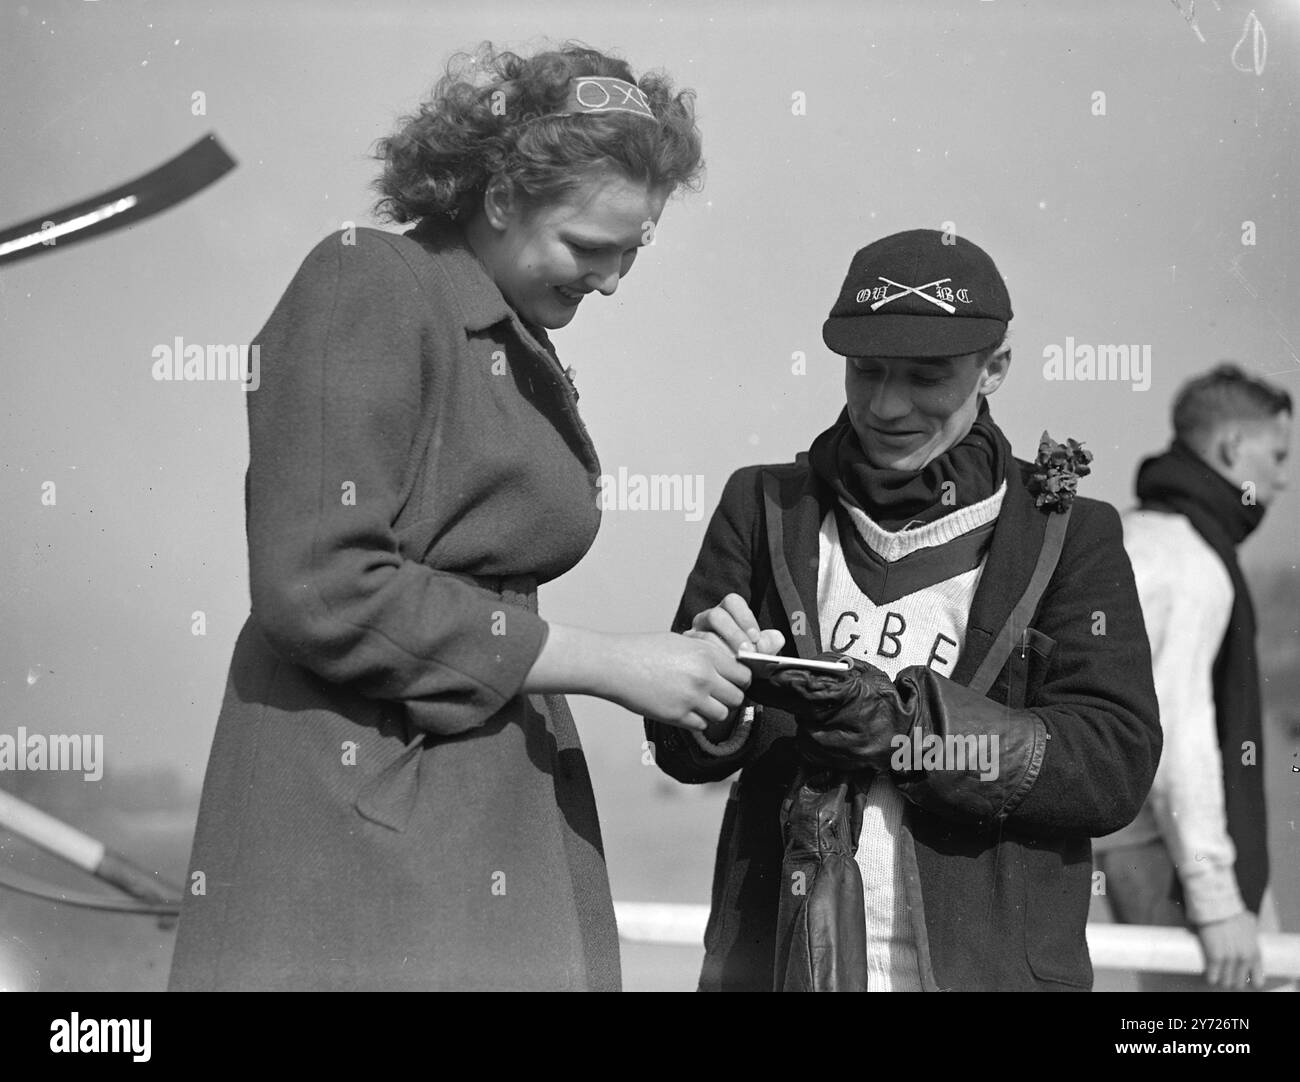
354, 570, 540, 832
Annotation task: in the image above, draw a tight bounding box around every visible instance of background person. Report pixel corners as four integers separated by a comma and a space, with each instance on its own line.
1095, 363, 1292, 991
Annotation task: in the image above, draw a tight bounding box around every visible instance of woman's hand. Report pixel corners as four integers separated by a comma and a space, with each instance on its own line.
598, 632, 754, 732
523, 623, 755, 731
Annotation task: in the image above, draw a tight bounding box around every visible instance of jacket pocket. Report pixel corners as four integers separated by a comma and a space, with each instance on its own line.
1021, 835, 1094, 988
1007, 627, 1058, 708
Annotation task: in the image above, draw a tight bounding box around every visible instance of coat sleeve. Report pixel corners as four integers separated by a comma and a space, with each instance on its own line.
645, 467, 769, 783
896, 500, 1162, 837
245, 231, 547, 736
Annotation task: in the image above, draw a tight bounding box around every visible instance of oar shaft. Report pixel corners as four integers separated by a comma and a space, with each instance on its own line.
0, 788, 178, 904
0, 787, 103, 872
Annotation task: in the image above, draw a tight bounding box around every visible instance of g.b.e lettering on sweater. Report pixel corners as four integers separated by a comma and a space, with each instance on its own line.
817, 482, 1007, 991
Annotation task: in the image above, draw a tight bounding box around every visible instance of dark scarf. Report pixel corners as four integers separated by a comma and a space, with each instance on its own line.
1135, 439, 1269, 914
808, 397, 1007, 530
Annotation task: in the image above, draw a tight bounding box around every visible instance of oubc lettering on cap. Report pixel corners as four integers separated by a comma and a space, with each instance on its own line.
823, 229, 1013, 358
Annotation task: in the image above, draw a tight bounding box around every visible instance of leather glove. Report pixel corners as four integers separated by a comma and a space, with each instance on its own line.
774, 769, 868, 992
749, 656, 1045, 828
744, 652, 904, 771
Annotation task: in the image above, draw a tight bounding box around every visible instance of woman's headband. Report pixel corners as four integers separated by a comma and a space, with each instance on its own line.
543, 76, 657, 122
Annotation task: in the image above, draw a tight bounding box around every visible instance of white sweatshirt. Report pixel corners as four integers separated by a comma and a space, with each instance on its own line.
1094, 508, 1244, 925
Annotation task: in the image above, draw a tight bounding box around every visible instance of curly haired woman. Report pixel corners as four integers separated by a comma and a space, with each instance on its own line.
168, 42, 750, 991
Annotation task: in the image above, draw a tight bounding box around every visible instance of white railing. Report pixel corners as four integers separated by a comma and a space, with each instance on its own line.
613, 901, 1300, 980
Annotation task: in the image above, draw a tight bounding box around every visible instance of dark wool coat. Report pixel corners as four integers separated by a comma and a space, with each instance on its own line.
168, 219, 620, 991
646, 447, 1162, 991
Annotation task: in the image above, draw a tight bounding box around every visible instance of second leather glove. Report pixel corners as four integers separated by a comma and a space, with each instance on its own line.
745, 652, 910, 771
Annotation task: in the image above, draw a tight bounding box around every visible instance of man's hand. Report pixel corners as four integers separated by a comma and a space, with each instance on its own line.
747, 654, 901, 769
689, 593, 785, 656
1198, 910, 1262, 990
685, 594, 785, 743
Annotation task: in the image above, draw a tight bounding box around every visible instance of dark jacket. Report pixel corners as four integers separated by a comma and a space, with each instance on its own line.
169, 219, 619, 990
646, 448, 1161, 991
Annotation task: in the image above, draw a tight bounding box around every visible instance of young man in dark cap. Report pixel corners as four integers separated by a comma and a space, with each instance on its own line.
1095, 364, 1291, 991
646, 229, 1161, 991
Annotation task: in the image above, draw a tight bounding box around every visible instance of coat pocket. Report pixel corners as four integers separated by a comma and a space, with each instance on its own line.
1007, 627, 1058, 708
1021, 835, 1094, 988
353, 703, 429, 833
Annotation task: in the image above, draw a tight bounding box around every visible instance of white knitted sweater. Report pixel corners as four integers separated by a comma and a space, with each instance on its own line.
817, 483, 1006, 990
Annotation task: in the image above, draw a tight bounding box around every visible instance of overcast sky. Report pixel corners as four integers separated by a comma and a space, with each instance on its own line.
2, 0, 1297, 784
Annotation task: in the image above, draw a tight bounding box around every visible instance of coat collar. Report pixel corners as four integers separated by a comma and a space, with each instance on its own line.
407, 216, 525, 334
761, 449, 1049, 683
407, 215, 567, 377
404, 216, 600, 475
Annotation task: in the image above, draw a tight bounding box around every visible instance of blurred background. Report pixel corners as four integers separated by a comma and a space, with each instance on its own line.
1, 0, 1296, 990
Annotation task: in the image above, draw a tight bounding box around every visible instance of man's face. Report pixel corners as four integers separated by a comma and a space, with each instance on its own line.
1226, 411, 1292, 506
482, 171, 668, 330
844, 350, 1008, 470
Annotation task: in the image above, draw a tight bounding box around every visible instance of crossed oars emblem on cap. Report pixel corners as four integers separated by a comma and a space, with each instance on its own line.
870, 277, 956, 314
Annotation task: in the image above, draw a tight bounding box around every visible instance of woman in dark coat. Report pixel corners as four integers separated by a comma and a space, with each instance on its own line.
168, 43, 749, 991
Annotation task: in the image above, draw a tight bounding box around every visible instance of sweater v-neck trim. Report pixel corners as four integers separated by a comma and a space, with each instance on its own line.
841, 481, 1007, 559
827, 483, 1006, 605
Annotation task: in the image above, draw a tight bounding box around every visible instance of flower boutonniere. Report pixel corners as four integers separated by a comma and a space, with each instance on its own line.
1028, 432, 1094, 513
